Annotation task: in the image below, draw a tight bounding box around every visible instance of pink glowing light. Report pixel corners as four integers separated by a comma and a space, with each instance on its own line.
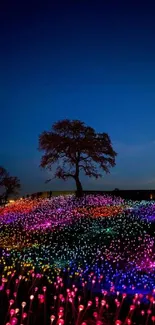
87, 300, 92, 307
50, 315, 55, 322
22, 312, 27, 319
78, 304, 84, 312
115, 321, 122, 325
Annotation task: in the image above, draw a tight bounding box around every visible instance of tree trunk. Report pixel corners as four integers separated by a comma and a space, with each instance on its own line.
75, 176, 83, 197
75, 154, 83, 197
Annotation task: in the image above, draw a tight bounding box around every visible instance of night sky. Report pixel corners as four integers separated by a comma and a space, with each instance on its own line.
1, 0, 155, 195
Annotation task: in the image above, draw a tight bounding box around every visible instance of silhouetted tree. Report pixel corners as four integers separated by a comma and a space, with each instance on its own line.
0, 166, 20, 203
3, 176, 20, 202
0, 167, 8, 184
0, 167, 8, 204
39, 119, 117, 197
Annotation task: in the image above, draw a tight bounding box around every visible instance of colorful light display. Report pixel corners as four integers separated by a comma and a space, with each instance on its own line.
0, 195, 155, 324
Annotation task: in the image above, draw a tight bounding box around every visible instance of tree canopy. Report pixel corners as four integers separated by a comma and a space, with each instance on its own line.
39, 119, 117, 197
0, 166, 20, 203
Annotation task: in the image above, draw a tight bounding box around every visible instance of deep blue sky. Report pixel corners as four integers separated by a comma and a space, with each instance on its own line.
1, 0, 155, 195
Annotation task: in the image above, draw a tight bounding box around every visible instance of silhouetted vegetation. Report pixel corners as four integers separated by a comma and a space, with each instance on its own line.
39, 119, 117, 197
0, 166, 20, 204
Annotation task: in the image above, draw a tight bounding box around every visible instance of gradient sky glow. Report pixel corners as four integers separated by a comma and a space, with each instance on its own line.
1, 0, 155, 195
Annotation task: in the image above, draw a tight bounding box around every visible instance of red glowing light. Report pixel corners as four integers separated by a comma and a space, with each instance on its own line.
115, 320, 122, 325
127, 319, 131, 325
130, 305, 135, 311
87, 300, 92, 307
58, 320, 64, 325
78, 304, 84, 312
50, 315, 55, 322
93, 311, 98, 318
22, 312, 27, 319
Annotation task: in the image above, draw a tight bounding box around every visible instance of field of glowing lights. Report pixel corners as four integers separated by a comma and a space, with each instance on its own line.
0, 194, 155, 325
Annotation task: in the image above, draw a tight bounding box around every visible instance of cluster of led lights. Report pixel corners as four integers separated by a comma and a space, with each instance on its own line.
0, 195, 155, 324
1, 271, 155, 325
